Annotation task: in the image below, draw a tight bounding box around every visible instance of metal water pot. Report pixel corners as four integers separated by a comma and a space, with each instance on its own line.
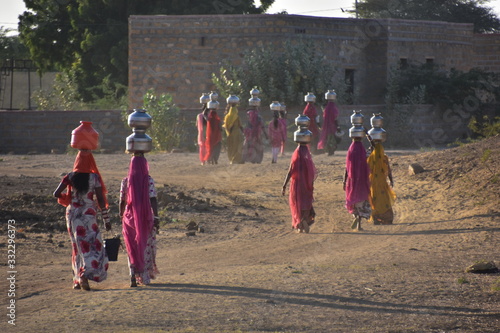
294, 128, 312, 144
207, 100, 220, 110
200, 93, 210, 104
209, 91, 219, 101
126, 130, 152, 153
250, 87, 260, 97
349, 125, 365, 138
128, 109, 152, 130
270, 101, 281, 111
325, 89, 337, 101
280, 102, 287, 112
350, 110, 364, 126
248, 96, 261, 107
370, 113, 384, 128
226, 95, 240, 105
295, 114, 310, 128
304, 92, 316, 103
368, 127, 387, 142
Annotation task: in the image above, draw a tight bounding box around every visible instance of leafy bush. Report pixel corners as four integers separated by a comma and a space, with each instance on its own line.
140, 89, 183, 152
212, 39, 351, 107
468, 115, 500, 138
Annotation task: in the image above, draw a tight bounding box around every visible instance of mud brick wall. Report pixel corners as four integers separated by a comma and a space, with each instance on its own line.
128, 15, 500, 112
0, 110, 130, 154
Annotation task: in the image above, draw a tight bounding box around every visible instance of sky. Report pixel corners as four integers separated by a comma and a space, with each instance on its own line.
2, 0, 500, 34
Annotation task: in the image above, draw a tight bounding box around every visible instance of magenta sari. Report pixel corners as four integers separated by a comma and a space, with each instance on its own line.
317, 101, 339, 150
289, 145, 317, 229
122, 156, 154, 277
345, 141, 371, 214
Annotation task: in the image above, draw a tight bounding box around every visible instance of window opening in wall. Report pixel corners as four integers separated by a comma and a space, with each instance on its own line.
399, 58, 408, 70
200, 37, 206, 46
426, 58, 434, 65
345, 69, 355, 95
295, 28, 306, 34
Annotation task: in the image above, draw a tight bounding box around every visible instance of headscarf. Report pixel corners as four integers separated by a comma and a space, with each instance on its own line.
317, 101, 339, 150
122, 156, 154, 273
367, 142, 396, 213
345, 140, 370, 214
57, 150, 108, 208
289, 145, 317, 229
223, 106, 239, 136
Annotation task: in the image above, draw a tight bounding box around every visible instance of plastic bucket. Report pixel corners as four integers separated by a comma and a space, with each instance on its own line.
104, 238, 120, 261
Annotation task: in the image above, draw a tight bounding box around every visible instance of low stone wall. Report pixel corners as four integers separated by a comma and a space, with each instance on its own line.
0, 104, 474, 154
0, 110, 130, 154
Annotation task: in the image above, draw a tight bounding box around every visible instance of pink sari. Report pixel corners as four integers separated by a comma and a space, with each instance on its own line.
289, 145, 317, 229
345, 141, 371, 214
122, 156, 154, 276
196, 113, 207, 163
317, 101, 339, 150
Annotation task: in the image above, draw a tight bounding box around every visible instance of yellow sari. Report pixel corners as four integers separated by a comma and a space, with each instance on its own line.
223, 106, 244, 164
367, 142, 396, 224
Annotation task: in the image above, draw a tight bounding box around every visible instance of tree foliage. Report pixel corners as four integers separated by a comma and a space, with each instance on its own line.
386, 63, 500, 109
0, 27, 30, 64
355, 0, 500, 33
19, 0, 274, 103
212, 39, 350, 108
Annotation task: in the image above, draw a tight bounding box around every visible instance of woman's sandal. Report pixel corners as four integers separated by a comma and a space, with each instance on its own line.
80, 277, 91, 291
130, 276, 137, 288
73, 282, 81, 290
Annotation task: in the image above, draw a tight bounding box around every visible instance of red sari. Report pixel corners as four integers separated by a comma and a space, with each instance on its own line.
317, 101, 339, 150
288, 145, 317, 230
204, 110, 222, 163
303, 103, 320, 142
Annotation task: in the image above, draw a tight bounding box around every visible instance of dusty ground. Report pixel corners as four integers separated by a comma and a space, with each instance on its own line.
0, 136, 499, 332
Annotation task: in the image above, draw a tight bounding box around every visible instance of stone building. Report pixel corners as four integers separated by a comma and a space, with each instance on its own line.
128, 14, 500, 109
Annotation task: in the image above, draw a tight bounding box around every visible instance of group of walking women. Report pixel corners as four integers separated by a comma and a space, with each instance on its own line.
280, 92, 396, 233
197, 99, 279, 165
54, 124, 159, 291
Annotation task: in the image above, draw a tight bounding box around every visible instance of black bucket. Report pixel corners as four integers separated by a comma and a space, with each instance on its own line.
104, 238, 120, 261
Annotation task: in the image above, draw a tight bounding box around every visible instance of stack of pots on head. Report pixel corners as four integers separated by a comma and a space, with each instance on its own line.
368, 113, 387, 142
294, 114, 312, 144
349, 110, 365, 138
248, 87, 261, 107
71, 121, 99, 150
126, 109, 153, 153
208, 91, 219, 110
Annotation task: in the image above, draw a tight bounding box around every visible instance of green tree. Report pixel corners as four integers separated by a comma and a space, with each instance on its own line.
212, 39, 349, 108
354, 0, 500, 33
19, 0, 274, 103
0, 27, 30, 64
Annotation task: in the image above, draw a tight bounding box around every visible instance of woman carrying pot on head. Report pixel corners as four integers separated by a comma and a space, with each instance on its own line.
119, 152, 159, 287
282, 115, 317, 233
53, 149, 111, 291
223, 95, 244, 164
196, 102, 209, 165
317, 90, 341, 156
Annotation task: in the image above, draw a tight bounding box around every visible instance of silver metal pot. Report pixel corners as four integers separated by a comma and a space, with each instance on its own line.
128, 109, 152, 130
270, 101, 281, 111
226, 95, 240, 105
350, 110, 364, 126
200, 93, 210, 104
370, 113, 384, 128
368, 127, 387, 142
325, 89, 337, 101
126, 130, 152, 153
304, 92, 316, 103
